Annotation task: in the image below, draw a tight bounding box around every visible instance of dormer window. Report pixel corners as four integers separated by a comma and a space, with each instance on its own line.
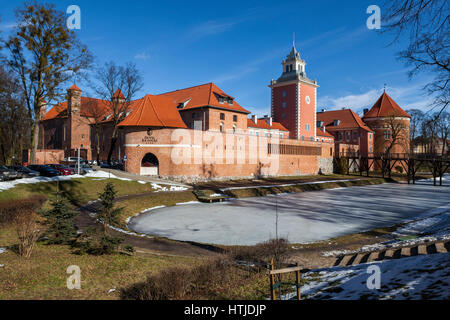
333, 120, 341, 126
177, 98, 191, 109
218, 97, 224, 104
227, 98, 233, 105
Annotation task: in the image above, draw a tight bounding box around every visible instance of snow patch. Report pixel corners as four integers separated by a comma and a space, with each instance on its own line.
286, 253, 450, 300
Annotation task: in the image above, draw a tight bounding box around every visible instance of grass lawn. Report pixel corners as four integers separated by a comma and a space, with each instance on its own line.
0, 226, 198, 300
0, 177, 156, 205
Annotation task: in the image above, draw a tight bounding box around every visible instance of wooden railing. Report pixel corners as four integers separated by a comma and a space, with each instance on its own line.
268, 259, 302, 301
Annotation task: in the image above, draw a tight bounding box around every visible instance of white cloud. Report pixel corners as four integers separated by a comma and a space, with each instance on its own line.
0, 22, 17, 30
319, 81, 435, 116
134, 52, 150, 60
186, 19, 240, 40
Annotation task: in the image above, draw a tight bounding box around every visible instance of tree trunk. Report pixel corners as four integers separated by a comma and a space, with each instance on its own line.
96, 130, 101, 164
107, 126, 119, 165
30, 109, 41, 164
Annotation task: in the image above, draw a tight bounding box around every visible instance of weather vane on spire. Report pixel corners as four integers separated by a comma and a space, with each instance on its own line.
383, 83, 387, 92
293, 32, 295, 47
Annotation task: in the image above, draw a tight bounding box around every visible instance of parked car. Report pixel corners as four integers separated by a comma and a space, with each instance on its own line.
8, 165, 40, 178
99, 161, 111, 169
27, 165, 61, 177
68, 164, 95, 175
66, 157, 86, 165
48, 164, 75, 176
0, 165, 19, 181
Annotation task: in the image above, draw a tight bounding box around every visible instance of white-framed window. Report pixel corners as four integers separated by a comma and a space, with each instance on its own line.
384, 130, 391, 140
346, 131, 350, 141
232, 124, 237, 134
220, 122, 224, 133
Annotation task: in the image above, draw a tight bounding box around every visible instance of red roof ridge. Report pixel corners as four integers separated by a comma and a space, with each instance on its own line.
363, 92, 411, 119
69, 84, 81, 91
158, 82, 213, 95
112, 89, 125, 99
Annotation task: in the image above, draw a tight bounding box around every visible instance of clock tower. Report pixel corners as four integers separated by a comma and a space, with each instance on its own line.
269, 42, 319, 141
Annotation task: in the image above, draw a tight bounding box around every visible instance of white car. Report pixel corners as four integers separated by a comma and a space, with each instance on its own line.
66, 157, 86, 164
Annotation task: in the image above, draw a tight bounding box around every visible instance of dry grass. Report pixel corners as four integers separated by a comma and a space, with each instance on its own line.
120, 254, 268, 300
115, 191, 197, 228
0, 177, 156, 205
0, 225, 198, 300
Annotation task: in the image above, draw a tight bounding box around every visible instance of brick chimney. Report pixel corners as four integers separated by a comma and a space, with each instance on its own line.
67, 84, 82, 115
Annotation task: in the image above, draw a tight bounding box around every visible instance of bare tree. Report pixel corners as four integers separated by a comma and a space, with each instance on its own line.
1, 2, 92, 163
13, 208, 41, 258
0, 66, 30, 165
381, 0, 449, 114
384, 113, 410, 155
93, 62, 143, 164
436, 111, 450, 155
406, 109, 424, 152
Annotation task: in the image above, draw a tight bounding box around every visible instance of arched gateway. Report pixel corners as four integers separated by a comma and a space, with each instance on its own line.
140, 153, 159, 176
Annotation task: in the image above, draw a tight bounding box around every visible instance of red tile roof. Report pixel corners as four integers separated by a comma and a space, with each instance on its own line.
68, 84, 81, 91
317, 109, 373, 132
42, 97, 112, 121
118, 95, 186, 128
247, 118, 289, 132
317, 127, 334, 138
363, 92, 411, 119
160, 83, 250, 114
112, 89, 125, 99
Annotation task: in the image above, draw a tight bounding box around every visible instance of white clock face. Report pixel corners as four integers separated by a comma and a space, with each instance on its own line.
305, 96, 311, 104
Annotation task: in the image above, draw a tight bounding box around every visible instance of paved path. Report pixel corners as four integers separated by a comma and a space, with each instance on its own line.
129, 176, 450, 245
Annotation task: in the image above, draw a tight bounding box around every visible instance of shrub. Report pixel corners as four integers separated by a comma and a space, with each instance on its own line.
13, 209, 41, 258
336, 157, 349, 174
120, 255, 247, 300
40, 196, 78, 244
395, 165, 404, 173
230, 238, 290, 268
72, 227, 123, 255
98, 182, 123, 234
0, 195, 46, 226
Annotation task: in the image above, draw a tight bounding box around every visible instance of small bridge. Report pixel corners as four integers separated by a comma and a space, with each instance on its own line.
336, 152, 450, 186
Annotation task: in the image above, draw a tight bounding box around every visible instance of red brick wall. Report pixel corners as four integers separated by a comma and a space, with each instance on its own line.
364, 118, 410, 154
299, 83, 317, 141
121, 127, 333, 179
272, 83, 298, 139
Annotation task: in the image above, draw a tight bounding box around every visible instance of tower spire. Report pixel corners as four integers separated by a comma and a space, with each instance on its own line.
293, 32, 295, 47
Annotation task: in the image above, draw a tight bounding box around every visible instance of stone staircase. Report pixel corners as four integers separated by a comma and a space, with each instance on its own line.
332, 240, 450, 267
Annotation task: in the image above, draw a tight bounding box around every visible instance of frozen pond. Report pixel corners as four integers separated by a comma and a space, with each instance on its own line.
129, 176, 450, 245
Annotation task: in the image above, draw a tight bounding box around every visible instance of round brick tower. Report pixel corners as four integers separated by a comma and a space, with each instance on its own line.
362, 92, 411, 155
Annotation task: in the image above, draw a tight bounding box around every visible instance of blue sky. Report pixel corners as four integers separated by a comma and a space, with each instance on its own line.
0, 0, 435, 117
